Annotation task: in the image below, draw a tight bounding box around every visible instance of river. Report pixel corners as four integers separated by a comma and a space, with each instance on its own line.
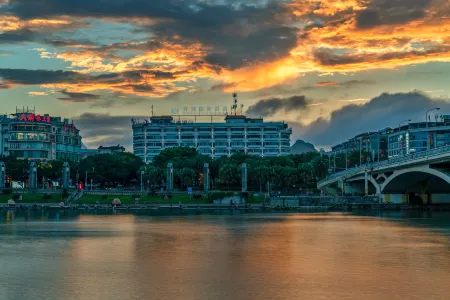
1, 210, 450, 300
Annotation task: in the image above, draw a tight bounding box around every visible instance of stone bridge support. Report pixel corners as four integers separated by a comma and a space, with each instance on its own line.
379, 165, 450, 204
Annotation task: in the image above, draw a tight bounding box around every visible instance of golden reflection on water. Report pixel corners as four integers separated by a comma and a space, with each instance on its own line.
1, 212, 450, 300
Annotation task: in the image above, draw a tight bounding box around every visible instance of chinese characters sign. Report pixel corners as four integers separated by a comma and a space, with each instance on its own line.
63, 122, 76, 133
18, 113, 51, 123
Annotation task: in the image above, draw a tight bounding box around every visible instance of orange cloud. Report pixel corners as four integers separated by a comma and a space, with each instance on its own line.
315, 81, 339, 86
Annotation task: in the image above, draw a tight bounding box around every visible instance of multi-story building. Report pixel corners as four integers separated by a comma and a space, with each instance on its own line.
98, 145, 126, 154
0, 108, 82, 161
132, 115, 292, 162
330, 115, 450, 160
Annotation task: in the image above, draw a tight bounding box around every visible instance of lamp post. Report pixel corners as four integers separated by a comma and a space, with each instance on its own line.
85, 167, 94, 191
426, 108, 440, 150
76, 170, 79, 190
359, 137, 362, 166
140, 170, 145, 192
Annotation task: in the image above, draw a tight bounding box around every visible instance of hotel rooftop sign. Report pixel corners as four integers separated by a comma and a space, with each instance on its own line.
17, 113, 51, 123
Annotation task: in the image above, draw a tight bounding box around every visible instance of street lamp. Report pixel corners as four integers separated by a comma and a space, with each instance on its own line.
426, 108, 440, 150
140, 170, 145, 192
85, 167, 94, 191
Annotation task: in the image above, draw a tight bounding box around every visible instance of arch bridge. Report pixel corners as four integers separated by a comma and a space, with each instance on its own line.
317, 146, 450, 204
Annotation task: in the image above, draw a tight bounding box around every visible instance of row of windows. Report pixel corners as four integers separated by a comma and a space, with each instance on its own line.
134, 127, 285, 133
134, 142, 286, 148
9, 132, 49, 141
9, 142, 51, 150
134, 134, 285, 141
9, 150, 50, 159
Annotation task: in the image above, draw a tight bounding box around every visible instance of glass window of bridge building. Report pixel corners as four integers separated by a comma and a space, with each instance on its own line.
0, 107, 82, 161
132, 114, 292, 162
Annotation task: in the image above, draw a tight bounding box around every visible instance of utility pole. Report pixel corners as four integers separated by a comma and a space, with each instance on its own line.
359, 138, 362, 166
345, 151, 348, 170
333, 153, 336, 173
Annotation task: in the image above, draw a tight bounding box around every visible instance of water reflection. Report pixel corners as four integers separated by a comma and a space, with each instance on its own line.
1, 211, 450, 300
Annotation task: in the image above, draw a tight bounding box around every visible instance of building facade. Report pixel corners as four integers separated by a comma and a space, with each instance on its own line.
0, 109, 82, 161
330, 117, 450, 160
132, 115, 292, 162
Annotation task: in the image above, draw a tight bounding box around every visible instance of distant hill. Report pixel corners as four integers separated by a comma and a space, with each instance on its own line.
290, 140, 317, 154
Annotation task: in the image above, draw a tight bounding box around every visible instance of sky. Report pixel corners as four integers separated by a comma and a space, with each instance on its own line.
1, 0, 450, 151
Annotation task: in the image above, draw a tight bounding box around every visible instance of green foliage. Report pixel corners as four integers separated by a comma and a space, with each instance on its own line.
79, 152, 144, 186
176, 167, 196, 187
208, 191, 234, 201
2, 188, 12, 194
219, 164, 240, 186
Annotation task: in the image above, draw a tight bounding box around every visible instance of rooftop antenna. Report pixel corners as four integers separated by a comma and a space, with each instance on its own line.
232, 92, 238, 116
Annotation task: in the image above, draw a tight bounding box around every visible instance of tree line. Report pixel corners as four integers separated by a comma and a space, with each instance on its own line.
1, 147, 372, 191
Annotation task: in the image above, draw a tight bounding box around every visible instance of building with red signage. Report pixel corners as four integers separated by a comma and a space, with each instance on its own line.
0, 107, 82, 161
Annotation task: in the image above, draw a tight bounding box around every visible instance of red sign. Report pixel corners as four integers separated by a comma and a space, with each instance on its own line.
18, 113, 51, 124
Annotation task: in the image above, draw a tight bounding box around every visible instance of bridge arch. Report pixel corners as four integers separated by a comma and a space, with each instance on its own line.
345, 174, 381, 195
381, 166, 450, 194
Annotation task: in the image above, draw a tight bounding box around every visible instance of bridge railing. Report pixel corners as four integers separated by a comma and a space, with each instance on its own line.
318, 145, 450, 186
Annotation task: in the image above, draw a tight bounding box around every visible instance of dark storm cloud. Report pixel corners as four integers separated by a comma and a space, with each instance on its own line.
0, 68, 175, 86
356, 0, 432, 29
292, 91, 450, 147
0, 68, 88, 84
122, 84, 154, 93
2, 1, 299, 70
0, 29, 37, 44
57, 90, 100, 102
209, 82, 239, 91
74, 113, 147, 150
246, 95, 309, 117
3, 0, 190, 20
150, 2, 298, 69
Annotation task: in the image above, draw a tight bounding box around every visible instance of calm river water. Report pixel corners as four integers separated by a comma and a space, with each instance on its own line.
1, 210, 450, 300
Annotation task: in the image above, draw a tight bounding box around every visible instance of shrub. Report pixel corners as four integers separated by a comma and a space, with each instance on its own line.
161, 194, 172, 199
2, 188, 12, 194
192, 194, 203, 199
240, 192, 249, 199
101, 195, 107, 199
62, 189, 69, 197
131, 194, 140, 199
43, 193, 52, 199
13, 194, 20, 200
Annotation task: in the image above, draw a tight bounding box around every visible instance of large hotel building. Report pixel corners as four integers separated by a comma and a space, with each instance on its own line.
132, 114, 292, 162
0, 108, 82, 161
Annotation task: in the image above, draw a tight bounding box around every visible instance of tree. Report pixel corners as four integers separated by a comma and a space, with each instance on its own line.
176, 168, 196, 188
79, 152, 144, 186
219, 163, 240, 190
138, 164, 164, 188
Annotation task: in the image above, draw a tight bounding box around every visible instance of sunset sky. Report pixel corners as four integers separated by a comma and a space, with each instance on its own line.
1, 0, 450, 150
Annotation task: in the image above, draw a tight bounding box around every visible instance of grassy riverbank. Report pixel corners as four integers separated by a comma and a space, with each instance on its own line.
0, 193, 67, 203
0, 192, 264, 204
